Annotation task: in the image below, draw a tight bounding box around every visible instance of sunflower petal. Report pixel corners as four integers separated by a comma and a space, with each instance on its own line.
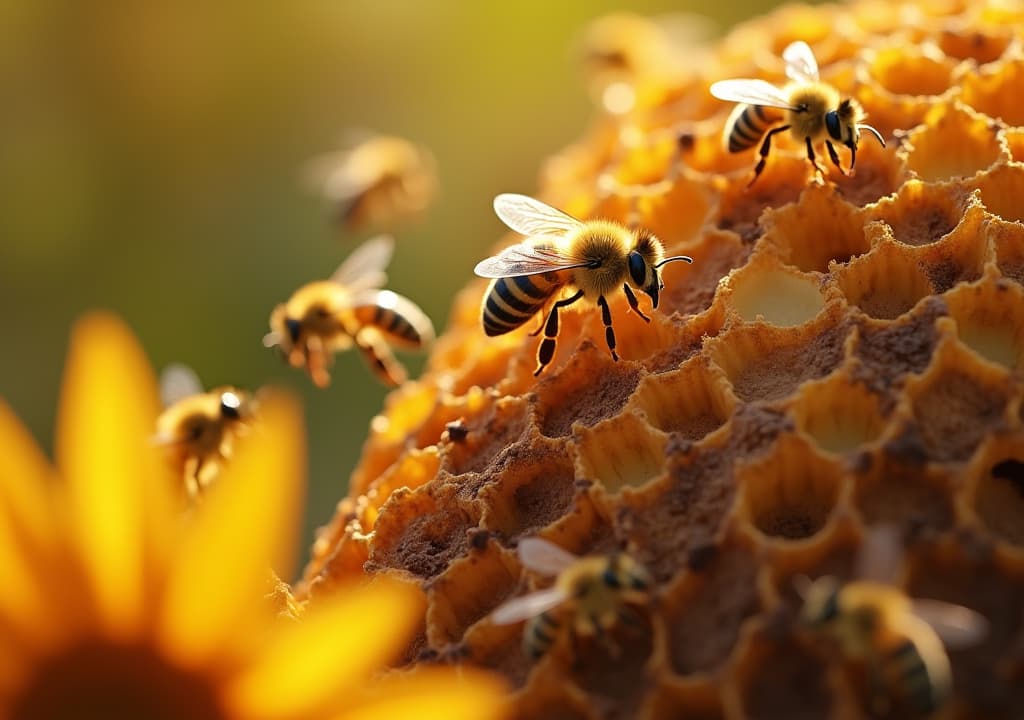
336, 668, 509, 720
226, 578, 422, 719
158, 391, 305, 665
54, 312, 166, 637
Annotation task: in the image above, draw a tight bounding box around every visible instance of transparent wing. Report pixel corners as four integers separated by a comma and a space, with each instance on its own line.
518, 537, 580, 576
330, 234, 395, 292
490, 587, 568, 625
911, 600, 989, 650
709, 79, 796, 110
782, 40, 820, 83
350, 288, 436, 344
474, 241, 593, 278
160, 363, 203, 407
493, 193, 584, 238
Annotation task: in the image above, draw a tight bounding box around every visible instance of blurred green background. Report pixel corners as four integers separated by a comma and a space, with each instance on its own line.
0, 0, 785, 570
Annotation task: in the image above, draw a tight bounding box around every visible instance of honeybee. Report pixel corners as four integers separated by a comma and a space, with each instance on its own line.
797, 527, 987, 716
152, 364, 256, 500
710, 40, 885, 186
306, 133, 438, 232
475, 194, 693, 376
263, 235, 434, 388
490, 537, 652, 659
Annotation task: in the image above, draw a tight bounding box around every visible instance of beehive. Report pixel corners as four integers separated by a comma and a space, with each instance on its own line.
299, 1, 1024, 717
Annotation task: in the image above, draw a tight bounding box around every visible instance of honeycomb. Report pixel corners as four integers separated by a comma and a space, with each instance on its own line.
299, 1, 1024, 717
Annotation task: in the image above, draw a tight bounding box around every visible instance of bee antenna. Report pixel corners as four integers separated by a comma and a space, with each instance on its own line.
858, 123, 886, 148
655, 255, 694, 269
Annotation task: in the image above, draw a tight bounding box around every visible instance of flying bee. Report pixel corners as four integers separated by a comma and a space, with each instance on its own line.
152, 364, 256, 500
710, 40, 885, 186
475, 194, 693, 376
305, 133, 438, 233
490, 537, 652, 660
797, 527, 988, 717
263, 235, 434, 388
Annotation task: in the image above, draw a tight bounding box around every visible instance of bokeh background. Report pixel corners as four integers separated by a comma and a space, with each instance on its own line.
0, 0, 790, 571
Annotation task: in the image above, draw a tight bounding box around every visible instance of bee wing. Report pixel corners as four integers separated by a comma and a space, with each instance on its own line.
350, 288, 436, 344
474, 241, 594, 278
490, 587, 568, 625
160, 363, 203, 407
856, 525, 903, 584
709, 79, 797, 110
911, 600, 989, 650
493, 193, 584, 239
330, 234, 395, 292
518, 537, 580, 576
782, 40, 820, 83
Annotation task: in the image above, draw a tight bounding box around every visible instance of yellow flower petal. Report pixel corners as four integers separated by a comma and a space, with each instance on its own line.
226, 578, 422, 719
336, 668, 508, 720
54, 312, 168, 638
158, 391, 305, 666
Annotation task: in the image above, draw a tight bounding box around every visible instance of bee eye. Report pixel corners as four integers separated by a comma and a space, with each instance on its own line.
825, 110, 842, 141
627, 251, 647, 286
220, 392, 242, 419
285, 318, 302, 343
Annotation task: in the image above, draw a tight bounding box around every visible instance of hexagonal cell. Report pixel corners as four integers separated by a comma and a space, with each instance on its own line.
534, 342, 641, 438
709, 309, 850, 403
760, 184, 869, 273
762, 522, 861, 607
870, 179, 971, 247
725, 257, 826, 327
441, 395, 529, 477
907, 340, 1013, 462
659, 229, 750, 319
868, 45, 956, 97
852, 451, 955, 538
640, 305, 724, 375
574, 411, 667, 496
361, 446, 441, 529
1001, 127, 1024, 164
961, 59, 1024, 126
945, 277, 1024, 373
788, 371, 887, 455
477, 440, 578, 542
966, 433, 1024, 547
936, 27, 1012, 65
661, 542, 763, 676
988, 214, 1024, 284
715, 154, 808, 242
975, 162, 1024, 223
729, 629, 835, 720
626, 356, 735, 441
605, 308, 689, 365
914, 200, 989, 293
835, 239, 934, 319
903, 102, 1003, 182
736, 434, 848, 542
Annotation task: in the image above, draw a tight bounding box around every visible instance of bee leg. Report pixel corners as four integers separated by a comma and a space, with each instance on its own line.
355, 329, 406, 387
534, 290, 584, 376
825, 140, 847, 175
622, 284, 651, 323
805, 136, 825, 178
597, 295, 619, 362
183, 458, 201, 500
749, 124, 791, 187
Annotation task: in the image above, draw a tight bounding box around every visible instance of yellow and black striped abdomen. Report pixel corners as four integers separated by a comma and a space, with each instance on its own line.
482, 273, 562, 337
725, 103, 778, 153
353, 303, 427, 348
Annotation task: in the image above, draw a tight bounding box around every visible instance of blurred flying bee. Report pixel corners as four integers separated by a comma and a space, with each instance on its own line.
474, 194, 693, 376
153, 364, 256, 500
263, 235, 434, 388
490, 537, 652, 659
306, 133, 438, 233
797, 527, 988, 717
710, 40, 885, 186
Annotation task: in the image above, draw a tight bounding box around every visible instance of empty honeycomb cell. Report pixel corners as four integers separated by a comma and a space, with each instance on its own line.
871, 178, 970, 247
599, 306, 684, 365
573, 411, 667, 496
736, 433, 849, 542
726, 259, 826, 326
361, 446, 441, 529
1001, 127, 1024, 163
788, 371, 887, 455
988, 215, 1024, 284
478, 442, 578, 541
640, 305, 724, 374
658, 229, 750, 319
762, 522, 861, 606
975, 162, 1024, 223
643, 173, 712, 246
426, 539, 520, 645
868, 45, 955, 97
903, 102, 1004, 182
855, 78, 935, 142
642, 679, 723, 720
716, 154, 809, 242
835, 238, 934, 319
852, 451, 955, 537
661, 542, 763, 676
944, 276, 1024, 372
528, 486, 618, 559
961, 59, 1024, 126
916, 200, 989, 293
625, 355, 736, 441
965, 433, 1024, 547
937, 26, 1012, 64
367, 482, 479, 580
761, 184, 869, 273
441, 395, 529, 476
709, 308, 849, 403
534, 342, 641, 438
907, 339, 1013, 462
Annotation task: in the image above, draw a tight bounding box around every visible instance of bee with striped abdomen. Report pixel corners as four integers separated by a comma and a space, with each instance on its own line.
710, 40, 885, 186
475, 194, 693, 376
490, 537, 652, 660
263, 235, 434, 387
